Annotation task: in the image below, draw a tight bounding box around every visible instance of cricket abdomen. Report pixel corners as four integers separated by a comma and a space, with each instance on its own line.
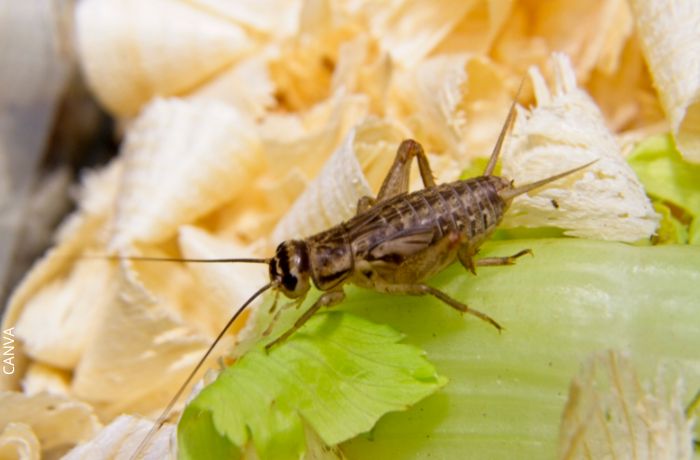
357, 176, 509, 248
444, 175, 511, 246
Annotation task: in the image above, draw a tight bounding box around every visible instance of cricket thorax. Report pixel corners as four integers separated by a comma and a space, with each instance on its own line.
306, 230, 355, 291
270, 240, 311, 298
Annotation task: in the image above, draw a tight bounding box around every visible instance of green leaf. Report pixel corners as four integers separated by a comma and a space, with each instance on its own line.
627, 134, 700, 215
459, 157, 494, 180
178, 312, 447, 460
334, 239, 700, 459
652, 201, 688, 244
627, 134, 700, 244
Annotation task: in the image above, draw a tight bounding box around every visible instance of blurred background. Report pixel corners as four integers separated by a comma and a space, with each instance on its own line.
0, 1, 116, 308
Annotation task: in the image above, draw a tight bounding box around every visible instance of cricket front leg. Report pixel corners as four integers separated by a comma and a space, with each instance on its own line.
265, 290, 345, 351
378, 282, 502, 332
262, 295, 305, 337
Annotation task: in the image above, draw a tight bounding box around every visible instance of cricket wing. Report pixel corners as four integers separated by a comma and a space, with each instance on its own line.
366, 226, 437, 264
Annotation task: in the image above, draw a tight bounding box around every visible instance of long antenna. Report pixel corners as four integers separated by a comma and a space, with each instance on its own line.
81, 255, 271, 264
131, 282, 274, 459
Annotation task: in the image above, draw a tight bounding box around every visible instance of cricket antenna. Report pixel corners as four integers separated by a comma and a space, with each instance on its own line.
81, 254, 271, 264
130, 281, 274, 459
484, 78, 525, 177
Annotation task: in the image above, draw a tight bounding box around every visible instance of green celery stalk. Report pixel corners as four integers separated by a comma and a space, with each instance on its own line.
336, 239, 700, 459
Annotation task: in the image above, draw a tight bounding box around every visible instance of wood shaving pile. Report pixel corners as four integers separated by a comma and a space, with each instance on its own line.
558, 351, 694, 460
1, 0, 698, 458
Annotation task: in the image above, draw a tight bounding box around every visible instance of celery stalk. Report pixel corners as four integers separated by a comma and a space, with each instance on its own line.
338, 239, 700, 459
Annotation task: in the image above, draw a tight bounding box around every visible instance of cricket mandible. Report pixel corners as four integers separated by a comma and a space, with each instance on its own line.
130, 90, 594, 457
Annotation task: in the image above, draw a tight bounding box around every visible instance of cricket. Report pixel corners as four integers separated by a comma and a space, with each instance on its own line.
125, 89, 594, 458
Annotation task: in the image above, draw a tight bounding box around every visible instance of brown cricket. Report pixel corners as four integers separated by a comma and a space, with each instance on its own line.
128, 92, 594, 457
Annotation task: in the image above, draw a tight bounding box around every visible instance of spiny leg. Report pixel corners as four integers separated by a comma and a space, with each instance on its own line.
379, 283, 502, 331
377, 139, 436, 202
458, 246, 532, 274
263, 296, 305, 337
265, 290, 345, 351
476, 249, 533, 267
457, 246, 477, 275
267, 289, 281, 314
355, 139, 436, 214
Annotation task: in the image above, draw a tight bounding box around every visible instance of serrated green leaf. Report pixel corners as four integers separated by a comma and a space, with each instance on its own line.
178, 312, 447, 460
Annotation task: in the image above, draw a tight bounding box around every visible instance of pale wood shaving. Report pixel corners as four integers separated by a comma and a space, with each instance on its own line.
0, 391, 101, 454
502, 54, 659, 241
630, 0, 700, 163
75, 0, 253, 117
558, 351, 694, 460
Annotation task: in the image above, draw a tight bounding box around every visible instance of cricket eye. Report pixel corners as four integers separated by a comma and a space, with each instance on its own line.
271, 240, 310, 298
281, 272, 298, 292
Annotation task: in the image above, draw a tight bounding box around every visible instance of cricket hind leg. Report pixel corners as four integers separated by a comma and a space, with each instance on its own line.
355, 139, 436, 215
457, 247, 477, 275
356, 195, 375, 214
265, 290, 345, 350
476, 249, 532, 267
457, 246, 532, 274
378, 282, 502, 331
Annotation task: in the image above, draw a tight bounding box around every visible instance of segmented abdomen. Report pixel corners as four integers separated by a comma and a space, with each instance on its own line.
429, 176, 510, 244
360, 176, 507, 247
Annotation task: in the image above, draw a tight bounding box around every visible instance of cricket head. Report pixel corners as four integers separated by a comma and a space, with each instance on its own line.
270, 240, 312, 298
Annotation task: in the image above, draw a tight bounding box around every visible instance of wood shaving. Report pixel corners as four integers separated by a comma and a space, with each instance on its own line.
75, 0, 253, 117
630, 0, 700, 163
501, 54, 659, 241
63, 415, 173, 460
0, 422, 40, 460
0, 391, 101, 456
558, 351, 694, 460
